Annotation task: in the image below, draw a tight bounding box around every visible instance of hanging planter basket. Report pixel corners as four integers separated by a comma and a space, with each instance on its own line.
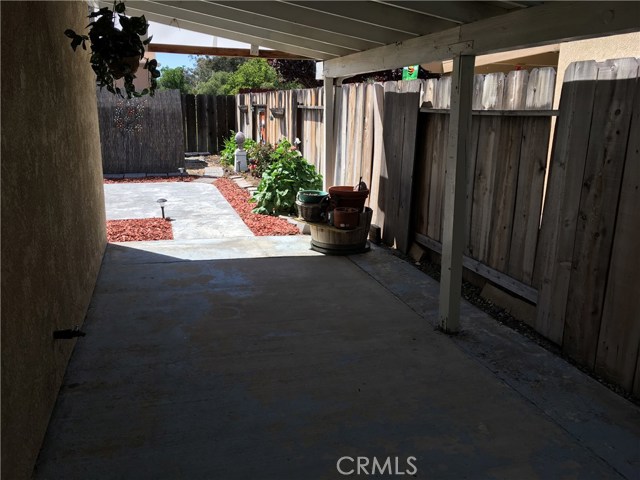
64, 1, 160, 98
109, 55, 141, 79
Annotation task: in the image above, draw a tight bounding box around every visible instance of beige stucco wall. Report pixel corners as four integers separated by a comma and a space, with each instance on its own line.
1, 3, 107, 479
554, 32, 640, 107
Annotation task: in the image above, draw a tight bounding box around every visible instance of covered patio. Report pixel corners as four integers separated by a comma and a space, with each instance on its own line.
2, 2, 639, 479
34, 239, 639, 478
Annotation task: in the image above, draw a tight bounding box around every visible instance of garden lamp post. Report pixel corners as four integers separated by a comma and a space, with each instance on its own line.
157, 198, 167, 219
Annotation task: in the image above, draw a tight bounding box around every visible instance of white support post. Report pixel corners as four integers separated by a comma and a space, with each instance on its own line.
439, 55, 475, 333
323, 77, 335, 190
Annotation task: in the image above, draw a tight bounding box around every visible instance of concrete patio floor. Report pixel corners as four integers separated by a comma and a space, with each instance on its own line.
104, 182, 253, 239
34, 237, 640, 479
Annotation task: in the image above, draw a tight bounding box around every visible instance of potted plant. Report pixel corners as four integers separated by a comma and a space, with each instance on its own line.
64, 1, 160, 98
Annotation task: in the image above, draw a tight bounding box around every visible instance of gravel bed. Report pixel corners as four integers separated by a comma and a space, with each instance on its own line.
214, 178, 299, 236
107, 218, 173, 242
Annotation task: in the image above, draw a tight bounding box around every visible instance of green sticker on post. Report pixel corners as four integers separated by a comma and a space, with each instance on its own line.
402, 65, 419, 80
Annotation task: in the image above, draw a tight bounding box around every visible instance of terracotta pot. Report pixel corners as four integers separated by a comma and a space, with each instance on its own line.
329, 185, 369, 212
333, 207, 359, 229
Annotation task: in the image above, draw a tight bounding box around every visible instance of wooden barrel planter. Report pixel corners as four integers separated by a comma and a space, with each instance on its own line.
309, 208, 372, 255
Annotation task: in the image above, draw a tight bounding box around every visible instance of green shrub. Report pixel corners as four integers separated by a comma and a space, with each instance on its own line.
247, 142, 274, 178
250, 139, 322, 215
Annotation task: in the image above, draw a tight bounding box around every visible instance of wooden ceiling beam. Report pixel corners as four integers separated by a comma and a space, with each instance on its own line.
123, 1, 351, 57
284, 1, 457, 35
323, 1, 640, 77
215, 1, 404, 45
151, 1, 374, 51
147, 43, 311, 59
375, 1, 509, 24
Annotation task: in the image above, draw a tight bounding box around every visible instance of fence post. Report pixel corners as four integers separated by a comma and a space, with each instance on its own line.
439, 54, 475, 333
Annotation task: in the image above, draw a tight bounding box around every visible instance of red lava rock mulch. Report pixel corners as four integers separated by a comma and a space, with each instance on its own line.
107, 218, 173, 242
214, 178, 300, 236
104, 176, 196, 184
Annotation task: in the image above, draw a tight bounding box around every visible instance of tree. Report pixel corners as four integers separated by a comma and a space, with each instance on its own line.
268, 59, 320, 88
191, 55, 246, 84
157, 66, 192, 93
223, 58, 278, 94
194, 71, 231, 96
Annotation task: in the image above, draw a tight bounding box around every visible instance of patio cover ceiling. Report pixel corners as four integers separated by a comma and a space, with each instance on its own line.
105, 1, 639, 78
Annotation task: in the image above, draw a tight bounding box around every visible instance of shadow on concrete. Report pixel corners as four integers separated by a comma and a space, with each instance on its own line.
34, 242, 640, 479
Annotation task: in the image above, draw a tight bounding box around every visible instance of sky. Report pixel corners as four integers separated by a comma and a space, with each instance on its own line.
148, 22, 249, 70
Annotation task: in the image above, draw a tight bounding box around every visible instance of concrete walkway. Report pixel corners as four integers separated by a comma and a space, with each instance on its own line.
34, 239, 640, 479
104, 182, 253, 239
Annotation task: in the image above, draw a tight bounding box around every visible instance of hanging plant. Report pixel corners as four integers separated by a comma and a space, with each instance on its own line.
64, 1, 160, 98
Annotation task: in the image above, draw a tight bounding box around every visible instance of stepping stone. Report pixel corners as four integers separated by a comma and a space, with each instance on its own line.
229, 175, 242, 180
203, 166, 224, 178
235, 179, 253, 189
124, 173, 145, 179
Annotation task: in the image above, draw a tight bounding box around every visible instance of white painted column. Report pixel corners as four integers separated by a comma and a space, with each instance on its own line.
439, 55, 475, 333
323, 77, 335, 190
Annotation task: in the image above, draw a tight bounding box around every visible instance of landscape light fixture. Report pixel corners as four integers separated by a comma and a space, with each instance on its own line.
157, 198, 167, 218
178, 167, 185, 181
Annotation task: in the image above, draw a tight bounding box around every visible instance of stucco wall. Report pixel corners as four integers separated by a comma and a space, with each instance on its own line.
1, 3, 107, 479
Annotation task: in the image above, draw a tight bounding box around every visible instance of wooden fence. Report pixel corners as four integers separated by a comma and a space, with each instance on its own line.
97, 90, 184, 174
180, 94, 236, 153
534, 58, 640, 395
413, 68, 556, 302
234, 62, 638, 395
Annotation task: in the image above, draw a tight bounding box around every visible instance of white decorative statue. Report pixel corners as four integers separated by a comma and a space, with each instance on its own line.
234, 131, 248, 172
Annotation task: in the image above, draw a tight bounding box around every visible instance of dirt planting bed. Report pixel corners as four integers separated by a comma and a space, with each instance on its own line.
214, 178, 299, 236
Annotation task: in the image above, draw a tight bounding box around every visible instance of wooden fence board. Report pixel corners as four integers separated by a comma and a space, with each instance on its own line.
503, 70, 529, 110
353, 83, 365, 184
216, 96, 227, 150
225, 95, 236, 140
595, 78, 640, 390
369, 83, 386, 226
487, 117, 523, 271
184, 94, 197, 152
196, 94, 209, 152
468, 116, 500, 261
382, 91, 403, 246
413, 113, 431, 236
426, 114, 448, 242
207, 95, 217, 153
464, 117, 481, 256
334, 86, 346, 185
361, 84, 375, 189
381, 91, 420, 252
533, 61, 598, 345
98, 90, 184, 174
397, 92, 420, 253
563, 58, 639, 367
180, 93, 187, 150
507, 117, 551, 286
